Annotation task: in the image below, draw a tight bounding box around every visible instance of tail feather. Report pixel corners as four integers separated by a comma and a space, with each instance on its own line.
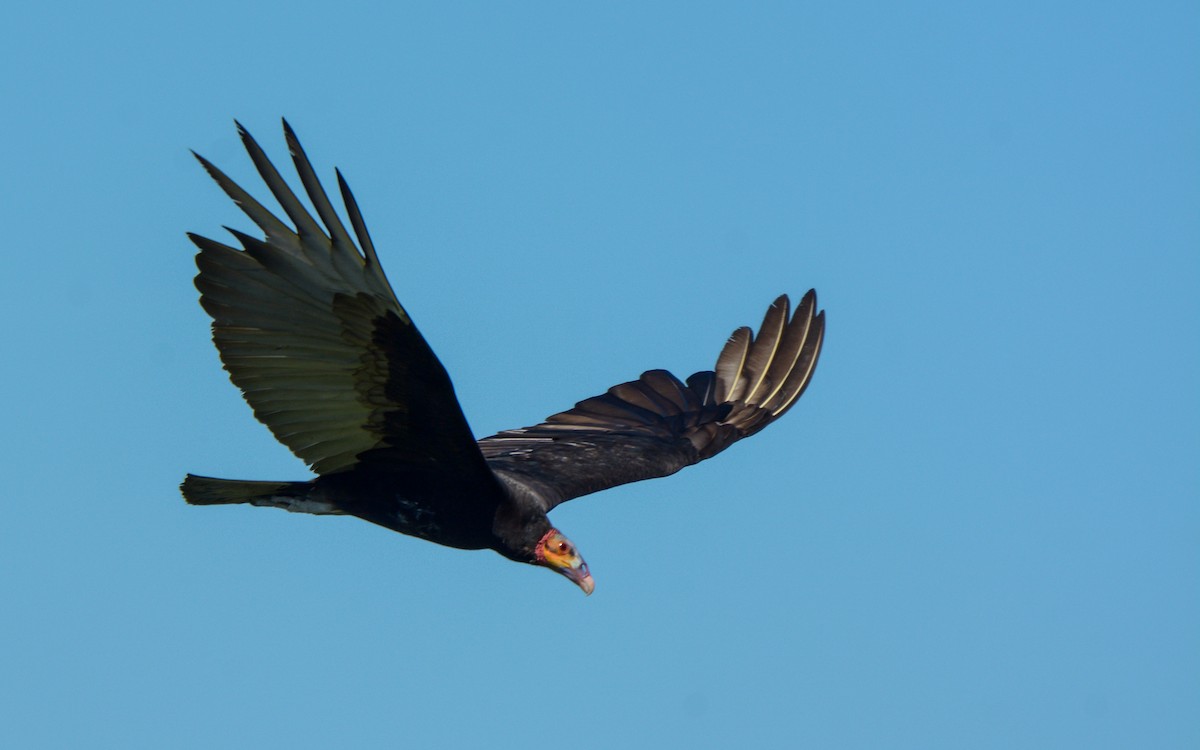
181, 474, 342, 515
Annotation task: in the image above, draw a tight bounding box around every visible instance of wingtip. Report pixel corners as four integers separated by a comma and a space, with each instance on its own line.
770, 294, 792, 324
184, 231, 210, 253
281, 118, 300, 153
235, 120, 264, 152
334, 167, 381, 267
801, 288, 818, 311
191, 149, 215, 171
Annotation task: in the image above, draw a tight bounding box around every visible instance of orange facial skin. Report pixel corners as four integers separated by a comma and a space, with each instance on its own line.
535, 529, 594, 595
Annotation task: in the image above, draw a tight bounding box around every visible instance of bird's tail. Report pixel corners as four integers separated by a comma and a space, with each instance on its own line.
180, 474, 342, 515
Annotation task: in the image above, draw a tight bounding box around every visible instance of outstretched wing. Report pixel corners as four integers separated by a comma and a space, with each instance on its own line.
479, 292, 825, 509
190, 121, 486, 477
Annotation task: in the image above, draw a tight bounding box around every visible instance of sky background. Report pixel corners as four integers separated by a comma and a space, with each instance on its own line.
1, 2, 1196, 748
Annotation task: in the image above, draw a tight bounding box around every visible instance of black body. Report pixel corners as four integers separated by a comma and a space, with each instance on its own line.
183, 121, 825, 570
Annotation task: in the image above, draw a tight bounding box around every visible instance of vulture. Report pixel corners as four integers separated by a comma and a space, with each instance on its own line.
183, 121, 825, 594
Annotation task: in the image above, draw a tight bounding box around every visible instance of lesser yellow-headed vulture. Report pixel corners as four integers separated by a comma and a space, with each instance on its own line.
183, 121, 825, 594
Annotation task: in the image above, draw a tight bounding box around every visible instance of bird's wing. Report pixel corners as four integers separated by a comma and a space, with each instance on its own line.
478, 292, 824, 510
190, 121, 487, 478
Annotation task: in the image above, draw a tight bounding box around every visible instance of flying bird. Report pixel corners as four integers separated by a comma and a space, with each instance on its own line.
182, 121, 825, 594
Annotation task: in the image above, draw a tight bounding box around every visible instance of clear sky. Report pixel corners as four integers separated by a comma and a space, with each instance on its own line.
1, 2, 1196, 748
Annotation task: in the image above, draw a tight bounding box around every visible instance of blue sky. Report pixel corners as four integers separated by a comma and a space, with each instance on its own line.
2, 2, 1196, 748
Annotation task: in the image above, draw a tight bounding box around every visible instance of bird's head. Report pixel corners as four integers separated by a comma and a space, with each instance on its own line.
534, 528, 594, 595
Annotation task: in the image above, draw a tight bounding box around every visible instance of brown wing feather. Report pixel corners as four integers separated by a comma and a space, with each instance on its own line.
191, 121, 484, 477
735, 296, 788, 403
479, 291, 825, 509
714, 326, 751, 403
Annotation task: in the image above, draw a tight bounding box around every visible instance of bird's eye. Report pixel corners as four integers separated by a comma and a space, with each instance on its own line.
557, 541, 569, 554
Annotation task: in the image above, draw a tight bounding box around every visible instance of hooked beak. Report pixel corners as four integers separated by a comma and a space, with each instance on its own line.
536, 529, 595, 595
561, 563, 595, 596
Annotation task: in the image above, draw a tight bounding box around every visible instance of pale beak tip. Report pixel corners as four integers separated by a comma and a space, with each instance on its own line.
579, 573, 595, 596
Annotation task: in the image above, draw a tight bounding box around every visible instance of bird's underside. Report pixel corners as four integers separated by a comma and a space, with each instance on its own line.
183, 120, 825, 593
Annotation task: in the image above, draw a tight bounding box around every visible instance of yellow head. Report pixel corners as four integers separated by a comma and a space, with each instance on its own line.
534, 529, 594, 595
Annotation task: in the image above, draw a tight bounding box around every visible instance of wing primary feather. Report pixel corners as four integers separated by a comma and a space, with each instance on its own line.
235, 121, 327, 244
191, 152, 294, 241
773, 310, 825, 415
281, 119, 361, 261
714, 326, 751, 403
740, 295, 789, 404
336, 169, 383, 270
758, 291, 815, 410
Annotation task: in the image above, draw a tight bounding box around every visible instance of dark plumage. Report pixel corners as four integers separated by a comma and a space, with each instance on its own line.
182, 121, 826, 593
